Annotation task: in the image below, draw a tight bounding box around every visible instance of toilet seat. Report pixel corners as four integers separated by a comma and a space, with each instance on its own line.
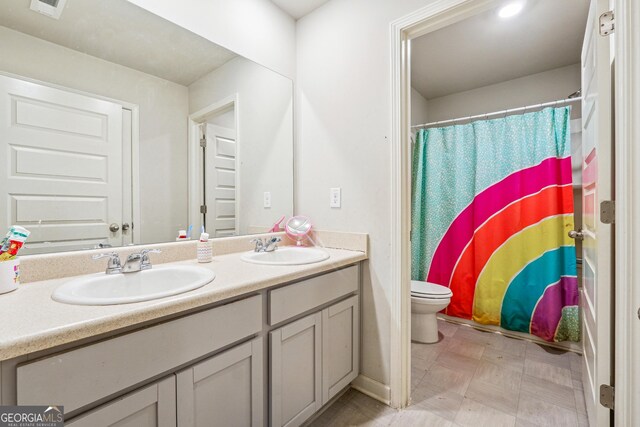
411, 280, 452, 299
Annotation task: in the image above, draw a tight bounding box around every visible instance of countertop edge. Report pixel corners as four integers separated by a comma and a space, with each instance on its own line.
0, 250, 367, 361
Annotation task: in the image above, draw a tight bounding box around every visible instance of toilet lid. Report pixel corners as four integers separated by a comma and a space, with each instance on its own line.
411, 280, 452, 298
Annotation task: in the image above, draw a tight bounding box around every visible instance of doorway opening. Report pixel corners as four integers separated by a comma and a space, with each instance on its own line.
390, 1, 614, 426
188, 94, 240, 238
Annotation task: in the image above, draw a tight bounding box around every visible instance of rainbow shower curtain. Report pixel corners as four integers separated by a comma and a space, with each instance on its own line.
411, 106, 579, 342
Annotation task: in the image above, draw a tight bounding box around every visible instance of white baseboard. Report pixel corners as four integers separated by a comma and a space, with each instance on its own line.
351, 374, 391, 406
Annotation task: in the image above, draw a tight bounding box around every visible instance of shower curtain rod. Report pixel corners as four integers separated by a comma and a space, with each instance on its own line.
411, 96, 582, 129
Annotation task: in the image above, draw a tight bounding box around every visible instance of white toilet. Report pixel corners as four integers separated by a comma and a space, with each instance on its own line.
411, 280, 453, 343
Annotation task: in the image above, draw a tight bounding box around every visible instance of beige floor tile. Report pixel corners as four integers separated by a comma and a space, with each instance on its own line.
473, 360, 522, 391
436, 350, 482, 375
446, 337, 486, 360
574, 387, 587, 415
412, 340, 449, 363
486, 334, 527, 357
572, 368, 583, 381
350, 390, 398, 420
573, 378, 584, 390
568, 352, 583, 373
464, 377, 520, 415
520, 375, 576, 411
411, 381, 465, 421
393, 406, 453, 427
321, 402, 393, 427
525, 342, 572, 369
411, 367, 426, 391
514, 418, 543, 427
517, 393, 579, 427
454, 397, 516, 427
453, 325, 498, 346
420, 363, 474, 395
523, 359, 573, 388
482, 347, 525, 371
577, 411, 590, 426
412, 354, 437, 372
437, 319, 460, 337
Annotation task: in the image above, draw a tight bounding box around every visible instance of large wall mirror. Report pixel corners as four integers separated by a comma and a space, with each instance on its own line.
0, 0, 294, 254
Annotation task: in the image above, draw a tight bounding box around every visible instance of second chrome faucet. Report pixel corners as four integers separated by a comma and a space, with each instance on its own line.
250, 236, 282, 253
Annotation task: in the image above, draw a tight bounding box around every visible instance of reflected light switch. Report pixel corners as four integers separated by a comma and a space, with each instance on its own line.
264, 192, 271, 208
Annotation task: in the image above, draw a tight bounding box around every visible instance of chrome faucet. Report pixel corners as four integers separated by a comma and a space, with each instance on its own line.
250, 236, 282, 252
92, 252, 122, 275
123, 249, 162, 273
122, 249, 162, 273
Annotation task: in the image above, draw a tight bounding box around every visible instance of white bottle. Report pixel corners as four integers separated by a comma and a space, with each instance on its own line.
197, 233, 212, 263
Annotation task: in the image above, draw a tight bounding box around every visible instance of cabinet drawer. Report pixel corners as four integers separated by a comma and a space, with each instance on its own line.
269, 265, 358, 325
17, 295, 262, 414
67, 376, 176, 427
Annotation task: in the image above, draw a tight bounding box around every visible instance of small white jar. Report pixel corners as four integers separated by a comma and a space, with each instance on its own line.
0, 257, 20, 294
197, 240, 213, 263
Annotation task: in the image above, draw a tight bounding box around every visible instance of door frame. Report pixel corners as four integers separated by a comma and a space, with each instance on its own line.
613, 0, 640, 424
187, 94, 240, 235
389, 0, 639, 418
0, 70, 141, 247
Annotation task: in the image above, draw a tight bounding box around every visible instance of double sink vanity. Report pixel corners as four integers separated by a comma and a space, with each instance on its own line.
0, 232, 368, 427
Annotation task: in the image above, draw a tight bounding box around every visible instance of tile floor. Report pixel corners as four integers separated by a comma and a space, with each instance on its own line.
309, 319, 588, 427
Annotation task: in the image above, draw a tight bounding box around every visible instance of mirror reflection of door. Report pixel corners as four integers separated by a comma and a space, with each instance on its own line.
202, 106, 239, 238
0, 74, 135, 254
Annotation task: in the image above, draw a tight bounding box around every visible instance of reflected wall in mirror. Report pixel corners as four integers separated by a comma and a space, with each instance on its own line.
0, 0, 294, 254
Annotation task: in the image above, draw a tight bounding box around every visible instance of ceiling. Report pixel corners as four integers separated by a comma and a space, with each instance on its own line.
0, 0, 237, 86
411, 0, 589, 100
270, 0, 331, 19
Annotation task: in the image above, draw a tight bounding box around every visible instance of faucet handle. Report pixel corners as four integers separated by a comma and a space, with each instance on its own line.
92, 252, 122, 274
140, 248, 161, 269
140, 248, 161, 256
93, 251, 116, 260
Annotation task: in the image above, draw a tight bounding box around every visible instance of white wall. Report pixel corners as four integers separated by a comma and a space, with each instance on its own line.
411, 87, 429, 126
0, 26, 189, 245
424, 63, 582, 122
127, 0, 296, 79
296, 0, 444, 390
189, 57, 294, 234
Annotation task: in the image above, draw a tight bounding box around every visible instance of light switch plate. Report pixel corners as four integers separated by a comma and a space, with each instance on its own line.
330, 188, 341, 208
263, 192, 271, 208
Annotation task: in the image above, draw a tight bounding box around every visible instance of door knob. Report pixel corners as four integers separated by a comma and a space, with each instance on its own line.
109, 223, 120, 233
568, 229, 584, 240
122, 223, 130, 232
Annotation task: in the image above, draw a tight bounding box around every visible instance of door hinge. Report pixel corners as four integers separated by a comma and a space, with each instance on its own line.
600, 200, 615, 224
200, 137, 207, 148
200, 205, 208, 214
600, 384, 614, 409
599, 11, 614, 36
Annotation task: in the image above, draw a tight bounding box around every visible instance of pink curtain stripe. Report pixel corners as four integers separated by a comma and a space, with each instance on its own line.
427, 156, 573, 285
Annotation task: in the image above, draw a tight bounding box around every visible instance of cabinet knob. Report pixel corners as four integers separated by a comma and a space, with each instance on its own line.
109, 223, 120, 233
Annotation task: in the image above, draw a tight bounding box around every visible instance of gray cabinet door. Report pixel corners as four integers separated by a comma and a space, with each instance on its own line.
322, 295, 359, 404
66, 376, 176, 427
270, 312, 322, 427
176, 337, 263, 427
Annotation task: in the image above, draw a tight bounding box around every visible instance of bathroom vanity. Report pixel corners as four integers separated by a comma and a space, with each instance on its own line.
0, 245, 366, 427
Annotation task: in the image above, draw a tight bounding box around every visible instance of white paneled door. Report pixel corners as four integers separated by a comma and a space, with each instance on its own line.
580, 0, 614, 425
205, 124, 238, 237
0, 75, 123, 253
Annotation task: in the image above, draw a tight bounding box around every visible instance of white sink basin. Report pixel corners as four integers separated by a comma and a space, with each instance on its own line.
240, 246, 329, 265
52, 265, 215, 306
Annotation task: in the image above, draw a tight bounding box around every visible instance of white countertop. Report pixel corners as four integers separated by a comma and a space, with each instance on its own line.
0, 248, 366, 361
